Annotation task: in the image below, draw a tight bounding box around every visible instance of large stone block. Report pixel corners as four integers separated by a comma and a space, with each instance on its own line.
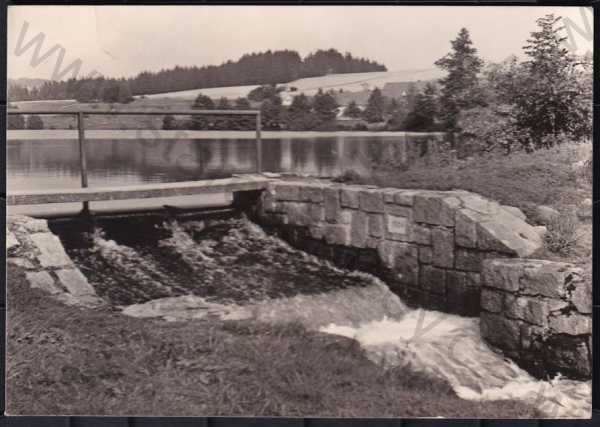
340, 186, 362, 208
323, 225, 351, 246
381, 188, 401, 203
446, 270, 467, 293
418, 246, 432, 264
520, 260, 582, 299
548, 313, 591, 336
480, 313, 521, 351
414, 194, 457, 226
503, 205, 527, 221
323, 187, 341, 223
284, 202, 312, 226
455, 249, 484, 272
481, 258, 523, 291
570, 276, 592, 314
377, 241, 418, 284
309, 226, 324, 240
300, 184, 324, 203
394, 190, 420, 206
431, 227, 454, 268
411, 224, 431, 245
420, 265, 446, 295
337, 209, 353, 225
26, 271, 61, 295
384, 205, 412, 241
385, 215, 410, 241
541, 335, 591, 378
476, 209, 542, 257
466, 272, 480, 288
455, 208, 480, 248
262, 191, 280, 213
368, 214, 384, 238
459, 193, 501, 214
359, 190, 385, 213
30, 233, 74, 268
481, 288, 504, 313
308, 203, 325, 223
350, 210, 368, 248
505, 296, 549, 327
273, 182, 302, 201
55, 269, 97, 297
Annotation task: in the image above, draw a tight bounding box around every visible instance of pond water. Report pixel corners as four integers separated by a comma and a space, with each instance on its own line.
8, 133, 447, 190
7, 132, 445, 216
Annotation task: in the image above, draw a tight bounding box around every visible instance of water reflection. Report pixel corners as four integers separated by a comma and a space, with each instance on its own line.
8, 134, 446, 191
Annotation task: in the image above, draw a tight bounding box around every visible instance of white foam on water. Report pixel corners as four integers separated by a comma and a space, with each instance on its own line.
320, 310, 591, 418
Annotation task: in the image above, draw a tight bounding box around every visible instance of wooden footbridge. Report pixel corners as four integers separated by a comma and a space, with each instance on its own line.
7, 109, 270, 213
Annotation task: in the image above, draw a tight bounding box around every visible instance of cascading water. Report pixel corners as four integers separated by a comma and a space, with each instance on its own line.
56, 215, 590, 418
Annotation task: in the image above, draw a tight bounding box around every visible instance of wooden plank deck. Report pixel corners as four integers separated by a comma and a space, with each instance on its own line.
7, 174, 271, 206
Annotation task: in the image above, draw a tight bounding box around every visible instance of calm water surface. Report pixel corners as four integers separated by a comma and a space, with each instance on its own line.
7, 133, 444, 215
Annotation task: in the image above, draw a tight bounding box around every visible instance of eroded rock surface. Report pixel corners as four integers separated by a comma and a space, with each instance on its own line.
481, 258, 591, 380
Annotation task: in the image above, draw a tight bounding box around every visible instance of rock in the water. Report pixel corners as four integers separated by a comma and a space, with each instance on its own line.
122, 295, 249, 321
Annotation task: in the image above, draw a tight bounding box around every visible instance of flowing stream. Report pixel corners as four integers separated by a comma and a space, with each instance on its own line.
54, 215, 591, 418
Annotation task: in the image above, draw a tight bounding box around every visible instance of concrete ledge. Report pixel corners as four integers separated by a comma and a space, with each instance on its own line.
8, 174, 271, 205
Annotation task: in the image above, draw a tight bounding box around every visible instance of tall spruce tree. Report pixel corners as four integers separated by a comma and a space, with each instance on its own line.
435, 28, 484, 129
402, 83, 438, 131
363, 87, 385, 123
344, 100, 362, 118
312, 88, 338, 124
512, 14, 591, 148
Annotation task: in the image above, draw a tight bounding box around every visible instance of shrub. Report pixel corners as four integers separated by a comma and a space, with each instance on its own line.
544, 211, 580, 255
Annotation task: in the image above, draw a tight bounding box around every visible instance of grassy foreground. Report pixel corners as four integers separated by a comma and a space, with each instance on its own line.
6, 264, 538, 417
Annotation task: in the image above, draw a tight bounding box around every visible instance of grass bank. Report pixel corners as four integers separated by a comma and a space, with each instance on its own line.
7, 264, 538, 417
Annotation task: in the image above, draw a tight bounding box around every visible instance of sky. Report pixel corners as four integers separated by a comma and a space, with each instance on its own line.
7, 6, 593, 81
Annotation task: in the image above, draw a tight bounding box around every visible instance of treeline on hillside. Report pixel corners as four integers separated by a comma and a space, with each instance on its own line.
160, 89, 342, 132
7, 49, 386, 102
161, 13, 592, 145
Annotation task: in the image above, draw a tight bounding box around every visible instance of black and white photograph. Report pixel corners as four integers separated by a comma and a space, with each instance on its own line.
5, 5, 593, 418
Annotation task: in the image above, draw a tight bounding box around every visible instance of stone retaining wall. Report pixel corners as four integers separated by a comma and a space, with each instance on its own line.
7, 215, 103, 307
255, 179, 543, 315
481, 258, 592, 379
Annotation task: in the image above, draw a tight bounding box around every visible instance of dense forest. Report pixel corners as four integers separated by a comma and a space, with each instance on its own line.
7, 48, 386, 102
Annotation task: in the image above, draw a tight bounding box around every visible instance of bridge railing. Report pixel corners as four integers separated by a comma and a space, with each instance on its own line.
7, 109, 262, 212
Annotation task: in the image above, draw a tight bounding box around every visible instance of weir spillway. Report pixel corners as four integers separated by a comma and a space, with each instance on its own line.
6, 176, 592, 416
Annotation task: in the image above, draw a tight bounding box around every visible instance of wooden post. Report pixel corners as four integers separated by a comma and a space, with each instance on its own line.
77, 112, 90, 214
256, 111, 262, 173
